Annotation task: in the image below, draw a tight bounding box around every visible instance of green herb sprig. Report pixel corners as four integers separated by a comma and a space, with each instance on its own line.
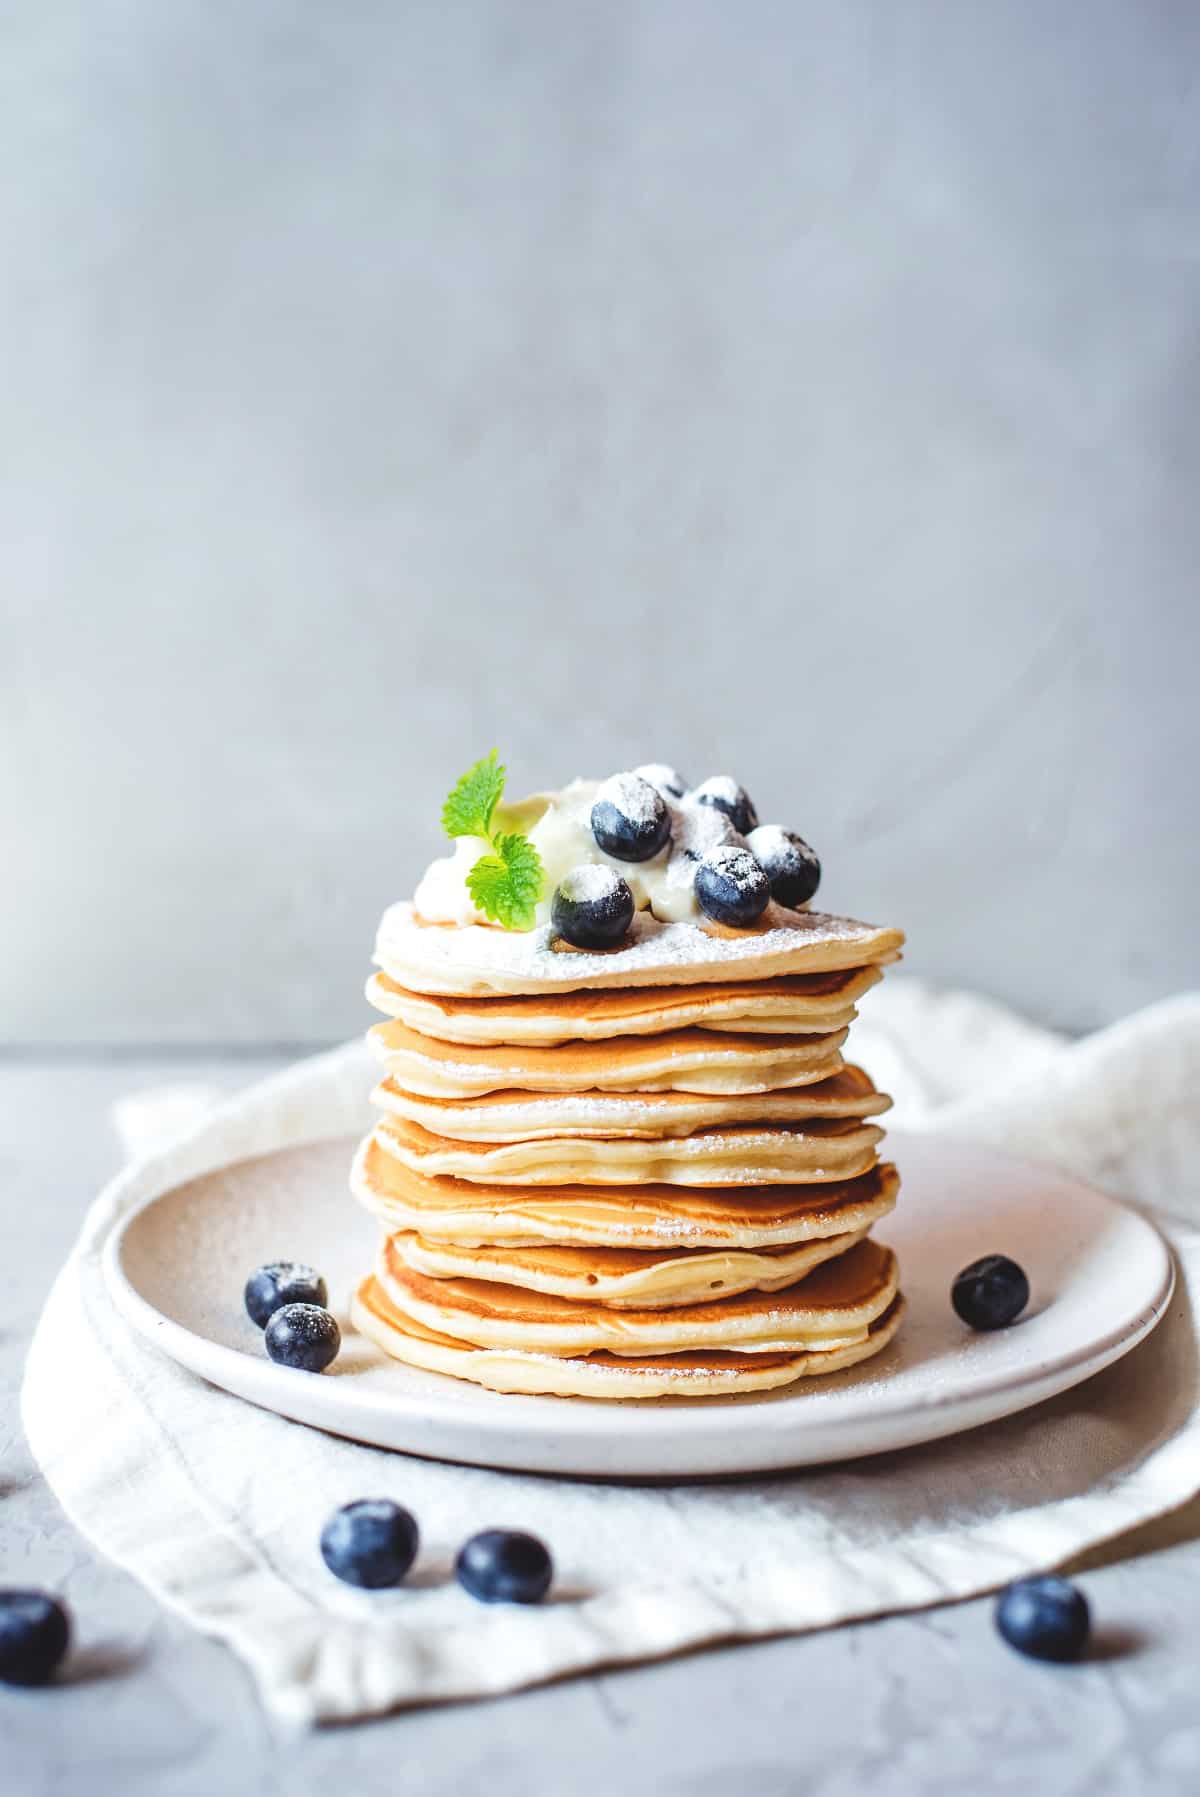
441, 750, 545, 931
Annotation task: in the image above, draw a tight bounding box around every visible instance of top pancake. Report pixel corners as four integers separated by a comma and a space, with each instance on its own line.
376, 900, 905, 997
365, 965, 886, 1046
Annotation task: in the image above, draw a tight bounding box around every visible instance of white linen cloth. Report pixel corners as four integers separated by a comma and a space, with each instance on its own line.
21, 982, 1200, 1725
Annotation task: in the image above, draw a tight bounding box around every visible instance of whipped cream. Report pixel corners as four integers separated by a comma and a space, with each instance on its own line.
413, 776, 747, 928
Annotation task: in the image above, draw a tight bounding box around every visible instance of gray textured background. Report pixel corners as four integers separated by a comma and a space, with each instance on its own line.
4, 0, 1198, 1046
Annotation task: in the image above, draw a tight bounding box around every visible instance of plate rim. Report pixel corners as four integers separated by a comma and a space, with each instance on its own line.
101, 1129, 1177, 1472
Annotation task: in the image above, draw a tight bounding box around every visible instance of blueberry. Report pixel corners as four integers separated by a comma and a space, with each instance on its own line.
952, 1254, 1030, 1330
995, 1576, 1091, 1663
456, 1530, 553, 1605
746, 825, 821, 908
264, 1302, 341, 1372
244, 1260, 328, 1329
552, 866, 635, 950
590, 773, 671, 863
694, 845, 771, 927
633, 763, 689, 800
692, 775, 758, 835
0, 1591, 70, 1687
320, 1499, 419, 1589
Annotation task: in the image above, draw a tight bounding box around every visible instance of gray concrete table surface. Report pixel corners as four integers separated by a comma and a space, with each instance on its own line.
3, 1054, 1199, 1797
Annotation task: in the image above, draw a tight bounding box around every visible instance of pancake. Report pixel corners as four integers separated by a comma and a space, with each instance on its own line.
365, 965, 887, 1045
376, 1235, 898, 1356
368, 1019, 848, 1099
377, 899, 906, 997
371, 1065, 891, 1142
372, 1112, 883, 1186
352, 1134, 900, 1247
386, 1223, 872, 1309
351, 1276, 907, 1398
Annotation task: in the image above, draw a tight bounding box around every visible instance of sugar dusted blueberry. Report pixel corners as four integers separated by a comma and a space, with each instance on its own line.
633, 763, 689, 800
746, 826, 821, 908
692, 776, 758, 835
694, 845, 770, 927
552, 865, 635, 950
264, 1302, 341, 1372
456, 1530, 553, 1605
996, 1577, 1091, 1663
245, 1260, 328, 1329
590, 773, 671, 863
320, 1499, 419, 1589
952, 1254, 1030, 1331
0, 1591, 70, 1687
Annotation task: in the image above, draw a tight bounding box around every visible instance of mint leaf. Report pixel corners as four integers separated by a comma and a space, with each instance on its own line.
466, 832, 545, 931
442, 750, 506, 840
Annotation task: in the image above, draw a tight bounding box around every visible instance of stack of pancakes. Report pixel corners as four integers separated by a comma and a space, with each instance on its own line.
351, 900, 906, 1399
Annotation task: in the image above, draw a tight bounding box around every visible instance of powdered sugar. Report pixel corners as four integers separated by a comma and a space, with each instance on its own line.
595, 771, 664, 826
670, 801, 740, 863
376, 900, 902, 996
558, 864, 627, 903
745, 825, 794, 862
692, 775, 743, 808
703, 844, 766, 894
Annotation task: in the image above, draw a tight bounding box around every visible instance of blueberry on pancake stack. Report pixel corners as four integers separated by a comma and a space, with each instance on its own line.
350, 759, 906, 1399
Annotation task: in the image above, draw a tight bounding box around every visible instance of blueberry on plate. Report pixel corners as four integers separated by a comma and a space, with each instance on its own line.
244, 1260, 328, 1329
694, 845, 771, 927
746, 825, 821, 908
552, 866, 635, 950
0, 1591, 70, 1688
995, 1576, 1091, 1662
456, 1530, 553, 1605
590, 773, 671, 863
952, 1254, 1030, 1330
320, 1499, 420, 1589
633, 762, 689, 800
692, 775, 758, 836
264, 1302, 341, 1372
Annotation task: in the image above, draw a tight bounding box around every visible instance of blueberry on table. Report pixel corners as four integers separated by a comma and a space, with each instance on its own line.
264, 1302, 341, 1372
633, 762, 689, 800
995, 1576, 1091, 1662
746, 825, 821, 908
320, 1499, 420, 1589
456, 1530, 554, 1605
0, 1591, 70, 1687
590, 773, 671, 862
692, 775, 758, 835
952, 1254, 1030, 1330
244, 1261, 328, 1328
552, 866, 635, 950
694, 845, 771, 927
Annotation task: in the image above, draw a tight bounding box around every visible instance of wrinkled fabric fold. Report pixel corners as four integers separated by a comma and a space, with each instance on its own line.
21, 983, 1200, 1726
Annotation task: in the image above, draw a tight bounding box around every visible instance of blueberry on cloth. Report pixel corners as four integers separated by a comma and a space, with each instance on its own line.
951, 1254, 1030, 1330
0, 1591, 70, 1687
244, 1261, 328, 1328
590, 773, 671, 863
320, 1499, 420, 1589
694, 845, 771, 927
264, 1302, 341, 1372
456, 1530, 554, 1605
551, 866, 635, 950
995, 1577, 1091, 1662
692, 775, 758, 835
746, 825, 821, 908
633, 763, 689, 800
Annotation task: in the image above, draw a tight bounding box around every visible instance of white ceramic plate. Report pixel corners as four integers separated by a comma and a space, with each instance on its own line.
104, 1130, 1174, 1478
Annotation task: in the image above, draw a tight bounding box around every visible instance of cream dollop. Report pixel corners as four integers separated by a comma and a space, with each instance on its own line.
412, 776, 745, 928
